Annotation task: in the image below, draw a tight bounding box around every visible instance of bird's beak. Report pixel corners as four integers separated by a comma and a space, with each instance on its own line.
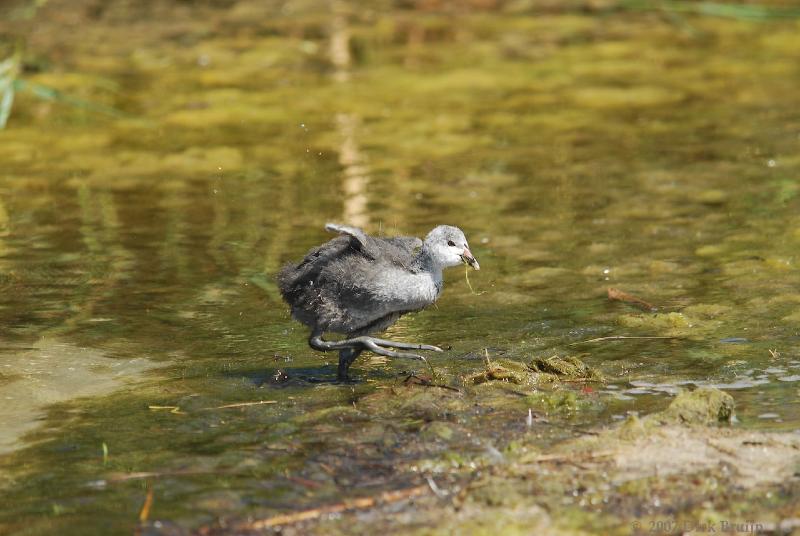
461, 247, 480, 270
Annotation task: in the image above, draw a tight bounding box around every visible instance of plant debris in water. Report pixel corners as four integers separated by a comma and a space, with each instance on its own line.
529, 354, 605, 382
607, 286, 657, 312
464, 354, 603, 386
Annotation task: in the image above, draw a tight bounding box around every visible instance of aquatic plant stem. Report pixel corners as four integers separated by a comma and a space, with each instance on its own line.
138, 485, 153, 522
465, 264, 477, 294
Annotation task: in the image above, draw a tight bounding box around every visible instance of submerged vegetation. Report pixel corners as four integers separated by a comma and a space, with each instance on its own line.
464, 353, 603, 386
0, 0, 799, 533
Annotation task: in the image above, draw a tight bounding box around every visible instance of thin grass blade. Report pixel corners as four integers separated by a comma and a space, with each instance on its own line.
0, 82, 15, 128
13, 78, 129, 119
0, 53, 19, 128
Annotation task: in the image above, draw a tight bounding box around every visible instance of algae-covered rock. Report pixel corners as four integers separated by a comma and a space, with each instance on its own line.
655, 387, 734, 425
463, 359, 562, 391
529, 355, 604, 382
465, 359, 532, 385
464, 356, 603, 392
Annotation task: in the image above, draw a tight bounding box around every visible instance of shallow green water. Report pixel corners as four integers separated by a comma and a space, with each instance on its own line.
1, 1, 799, 534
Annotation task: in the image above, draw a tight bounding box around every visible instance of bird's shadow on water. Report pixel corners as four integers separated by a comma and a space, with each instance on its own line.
220, 364, 402, 388
222, 347, 513, 389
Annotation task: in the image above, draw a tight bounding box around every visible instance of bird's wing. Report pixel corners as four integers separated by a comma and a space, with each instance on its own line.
381, 236, 422, 269
324, 223, 379, 259
325, 223, 367, 241
325, 224, 424, 270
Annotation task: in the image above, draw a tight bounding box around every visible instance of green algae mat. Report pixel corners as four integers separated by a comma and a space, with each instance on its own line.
1, 0, 800, 534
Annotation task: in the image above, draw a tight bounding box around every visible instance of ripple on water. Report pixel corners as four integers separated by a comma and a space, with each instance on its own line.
620, 372, 777, 398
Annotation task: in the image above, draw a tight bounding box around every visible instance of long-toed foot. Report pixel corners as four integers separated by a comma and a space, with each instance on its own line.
365, 337, 443, 352
310, 334, 441, 362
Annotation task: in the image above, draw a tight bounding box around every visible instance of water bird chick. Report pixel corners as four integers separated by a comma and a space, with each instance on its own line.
278, 223, 480, 380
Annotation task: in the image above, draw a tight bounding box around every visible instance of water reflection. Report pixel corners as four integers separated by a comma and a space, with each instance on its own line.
0, 337, 159, 454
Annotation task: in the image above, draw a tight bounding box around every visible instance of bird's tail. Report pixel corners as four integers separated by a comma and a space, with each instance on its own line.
276, 262, 300, 303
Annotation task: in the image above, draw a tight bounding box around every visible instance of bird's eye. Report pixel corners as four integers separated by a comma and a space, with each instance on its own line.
447, 240, 456, 247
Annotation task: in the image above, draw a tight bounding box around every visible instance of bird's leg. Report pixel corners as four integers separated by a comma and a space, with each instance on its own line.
337, 348, 362, 381
309, 333, 440, 363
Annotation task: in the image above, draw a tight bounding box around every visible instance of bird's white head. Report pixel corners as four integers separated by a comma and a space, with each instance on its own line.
423, 225, 480, 271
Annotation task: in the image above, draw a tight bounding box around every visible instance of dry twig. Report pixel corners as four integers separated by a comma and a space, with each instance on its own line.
607, 287, 657, 311
228, 485, 429, 530
138, 486, 154, 522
